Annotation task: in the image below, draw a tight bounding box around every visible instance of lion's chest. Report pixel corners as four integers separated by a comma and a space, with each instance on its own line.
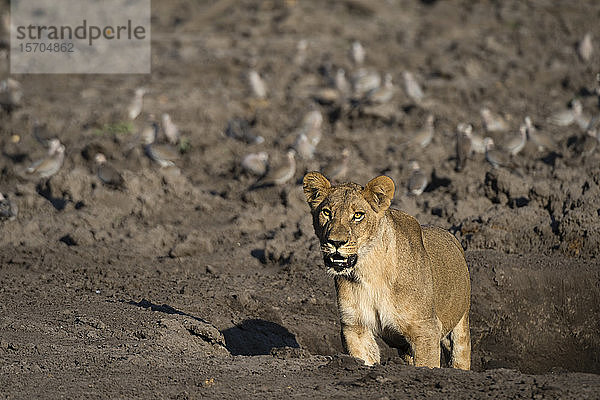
337, 279, 405, 333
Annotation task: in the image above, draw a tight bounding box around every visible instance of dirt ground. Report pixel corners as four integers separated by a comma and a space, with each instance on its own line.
1, 0, 600, 398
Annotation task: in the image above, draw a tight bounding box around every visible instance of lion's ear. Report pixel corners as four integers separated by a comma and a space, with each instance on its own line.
363, 176, 395, 212
303, 172, 331, 210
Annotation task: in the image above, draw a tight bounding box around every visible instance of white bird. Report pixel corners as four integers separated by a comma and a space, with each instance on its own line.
351, 69, 381, 97
298, 110, 323, 147
407, 161, 428, 196
26, 139, 65, 179
248, 70, 267, 99
350, 41, 365, 66
547, 99, 583, 126
241, 152, 269, 176
254, 150, 296, 187
524, 116, 556, 152
406, 114, 435, 148
480, 108, 508, 132
94, 153, 125, 189
365, 73, 394, 105
455, 123, 473, 172
142, 122, 179, 167
402, 71, 424, 103
293, 133, 316, 160
501, 125, 527, 156
578, 32, 593, 62
161, 113, 180, 145
0, 192, 17, 221
127, 87, 146, 120
335, 68, 350, 96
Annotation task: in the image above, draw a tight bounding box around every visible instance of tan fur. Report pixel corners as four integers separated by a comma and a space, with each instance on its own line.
303, 172, 471, 369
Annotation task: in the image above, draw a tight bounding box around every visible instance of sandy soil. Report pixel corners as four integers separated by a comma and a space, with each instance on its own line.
1, 0, 600, 398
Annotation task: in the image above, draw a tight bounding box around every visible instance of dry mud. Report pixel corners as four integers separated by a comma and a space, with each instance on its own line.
1, 0, 600, 398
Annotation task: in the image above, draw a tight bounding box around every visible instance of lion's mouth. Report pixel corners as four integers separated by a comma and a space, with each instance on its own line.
324, 253, 358, 271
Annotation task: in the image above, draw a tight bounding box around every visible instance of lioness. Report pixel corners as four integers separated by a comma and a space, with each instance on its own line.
303, 172, 470, 369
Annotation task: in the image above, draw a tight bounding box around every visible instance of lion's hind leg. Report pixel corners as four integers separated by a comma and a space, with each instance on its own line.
450, 312, 471, 370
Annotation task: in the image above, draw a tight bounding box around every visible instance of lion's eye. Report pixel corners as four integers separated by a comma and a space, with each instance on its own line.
321, 209, 331, 218
353, 211, 365, 222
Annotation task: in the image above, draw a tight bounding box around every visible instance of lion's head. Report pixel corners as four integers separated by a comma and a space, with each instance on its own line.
303, 172, 395, 276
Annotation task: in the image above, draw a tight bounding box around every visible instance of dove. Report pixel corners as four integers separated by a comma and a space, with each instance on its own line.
547, 99, 583, 126
365, 73, 394, 105
405, 114, 435, 148
484, 137, 520, 172
402, 71, 424, 103
127, 87, 146, 120
94, 153, 125, 189
0, 78, 23, 111
298, 110, 323, 146
335, 68, 350, 96
350, 41, 365, 66
524, 116, 557, 152
407, 161, 428, 196
161, 113, 180, 145
293, 133, 316, 160
351, 69, 381, 97
462, 124, 486, 154
501, 125, 527, 156
0, 192, 17, 221
142, 122, 179, 167
253, 150, 296, 187
241, 152, 269, 176
480, 107, 508, 132
26, 139, 65, 179
578, 32, 593, 62
322, 148, 350, 182
248, 70, 267, 99
455, 123, 473, 172
225, 117, 264, 144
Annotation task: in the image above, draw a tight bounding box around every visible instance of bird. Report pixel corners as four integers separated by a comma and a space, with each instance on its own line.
484, 137, 520, 173
253, 150, 296, 187
402, 71, 424, 103
407, 161, 428, 196
364, 73, 394, 105
142, 122, 180, 167
225, 117, 264, 144
524, 116, 557, 152
351, 69, 381, 97
241, 152, 269, 176
578, 32, 593, 62
0, 192, 17, 221
298, 110, 323, 146
586, 113, 599, 137
0, 78, 23, 111
161, 113, 180, 145
480, 107, 508, 132
94, 153, 125, 189
322, 148, 350, 182
335, 68, 350, 96
405, 114, 435, 148
455, 123, 473, 172
127, 87, 146, 120
547, 99, 583, 126
501, 125, 527, 156
293, 133, 316, 160
248, 70, 267, 99
350, 41, 365, 66
26, 139, 65, 179
294, 39, 308, 65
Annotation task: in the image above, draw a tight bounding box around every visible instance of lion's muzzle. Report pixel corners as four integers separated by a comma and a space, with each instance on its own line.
324, 253, 358, 271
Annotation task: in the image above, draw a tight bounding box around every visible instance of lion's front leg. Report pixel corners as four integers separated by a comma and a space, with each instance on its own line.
341, 324, 380, 366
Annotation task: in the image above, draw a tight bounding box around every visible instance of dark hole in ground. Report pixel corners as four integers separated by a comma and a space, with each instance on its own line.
36, 182, 67, 211
222, 319, 300, 356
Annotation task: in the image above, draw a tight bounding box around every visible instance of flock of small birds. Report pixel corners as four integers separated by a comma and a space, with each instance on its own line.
0, 31, 598, 219
235, 33, 599, 196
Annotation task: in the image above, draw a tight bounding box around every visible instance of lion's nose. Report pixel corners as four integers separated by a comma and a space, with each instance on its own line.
328, 240, 347, 249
